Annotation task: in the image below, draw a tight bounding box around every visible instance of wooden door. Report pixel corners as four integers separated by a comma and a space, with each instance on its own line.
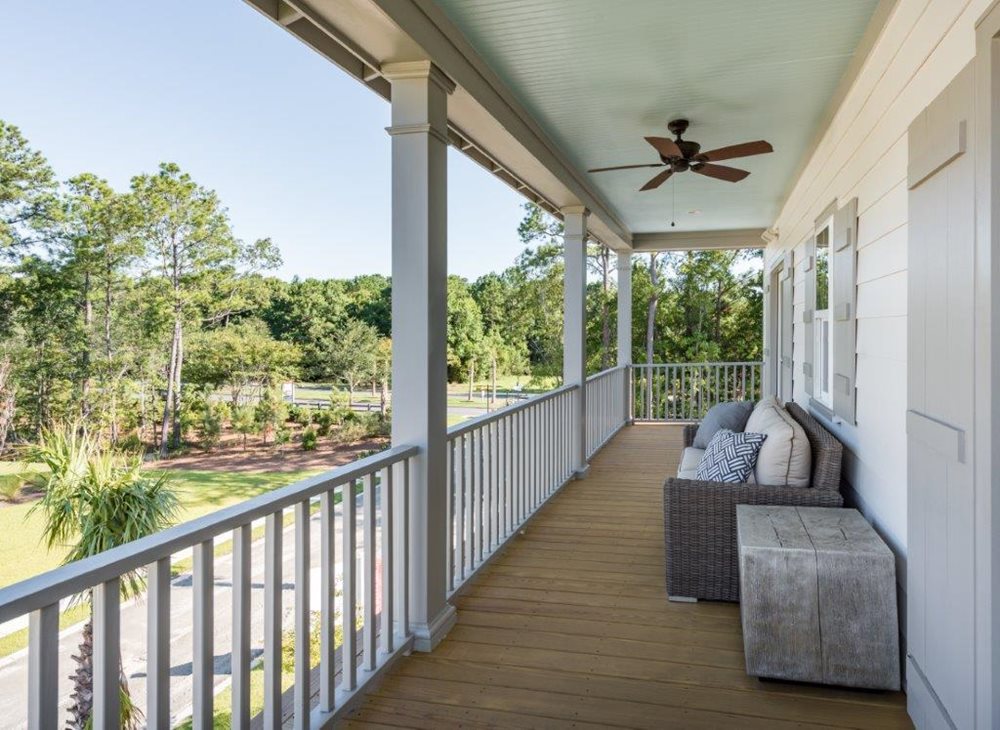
906, 62, 976, 730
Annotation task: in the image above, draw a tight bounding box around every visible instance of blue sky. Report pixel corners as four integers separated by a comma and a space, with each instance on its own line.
0, 1, 529, 281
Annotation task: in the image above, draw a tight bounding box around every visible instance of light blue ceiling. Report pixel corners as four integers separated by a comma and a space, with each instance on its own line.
435, 0, 880, 234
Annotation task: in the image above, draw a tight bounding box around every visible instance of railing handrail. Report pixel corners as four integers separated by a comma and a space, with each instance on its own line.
446, 382, 579, 440
585, 363, 628, 384
632, 360, 763, 367
0, 443, 419, 622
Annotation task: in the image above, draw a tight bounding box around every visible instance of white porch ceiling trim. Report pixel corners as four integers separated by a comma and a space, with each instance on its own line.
632, 228, 766, 253
371, 0, 632, 248
242, 0, 633, 249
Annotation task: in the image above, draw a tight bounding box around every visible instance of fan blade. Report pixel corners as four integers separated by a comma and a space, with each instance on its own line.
644, 136, 682, 158
639, 169, 673, 191
588, 163, 664, 173
698, 140, 772, 162
692, 163, 749, 182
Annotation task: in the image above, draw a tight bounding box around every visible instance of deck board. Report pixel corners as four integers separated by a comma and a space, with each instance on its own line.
347, 424, 911, 729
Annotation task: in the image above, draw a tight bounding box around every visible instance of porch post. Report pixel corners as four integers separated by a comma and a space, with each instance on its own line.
562, 206, 589, 477
384, 60, 456, 652
617, 252, 632, 422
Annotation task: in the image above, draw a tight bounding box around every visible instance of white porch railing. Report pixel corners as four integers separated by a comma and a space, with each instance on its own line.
632, 362, 763, 421
0, 444, 417, 729
0, 361, 757, 728
446, 383, 581, 594
585, 364, 629, 458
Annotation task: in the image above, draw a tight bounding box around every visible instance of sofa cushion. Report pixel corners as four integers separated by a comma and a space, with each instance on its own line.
692, 400, 755, 449
695, 429, 767, 483
744, 400, 812, 487
677, 447, 705, 479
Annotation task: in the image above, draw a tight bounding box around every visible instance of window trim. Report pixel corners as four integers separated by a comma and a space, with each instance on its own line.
813, 216, 834, 408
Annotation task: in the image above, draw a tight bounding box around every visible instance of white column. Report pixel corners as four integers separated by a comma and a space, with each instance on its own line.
562, 206, 589, 477
384, 60, 456, 652
617, 252, 633, 422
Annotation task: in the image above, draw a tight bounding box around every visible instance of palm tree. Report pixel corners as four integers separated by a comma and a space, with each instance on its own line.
31, 428, 178, 729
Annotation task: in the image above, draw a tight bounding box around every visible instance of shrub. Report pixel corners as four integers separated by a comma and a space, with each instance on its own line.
232, 406, 256, 450
198, 404, 223, 451
116, 433, 144, 454
301, 427, 318, 451
0, 473, 24, 502
314, 410, 334, 437
287, 404, 305, 424
275, 427, 292, 447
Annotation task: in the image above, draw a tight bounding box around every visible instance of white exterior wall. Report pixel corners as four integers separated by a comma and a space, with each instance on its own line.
766, 0, 991, 562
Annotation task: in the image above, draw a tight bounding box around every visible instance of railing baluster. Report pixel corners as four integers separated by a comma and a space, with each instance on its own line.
320, 490, 336, 713
399, 459, 410, 637
232, 525, 252, 729
446, 440, 454, 591
294, 500, 310, 727
381, 465, 394, 654
342, 478, 357, 691
193, 539, 214, 729
485, 421, 494, 554
27, 603, 58, 730
474, 428, 483, 564
363, 472, 377, 672
464, 432, 473, 576
263, 510, 282, 730
93, 577, 120, 730
147, 557, 170, 730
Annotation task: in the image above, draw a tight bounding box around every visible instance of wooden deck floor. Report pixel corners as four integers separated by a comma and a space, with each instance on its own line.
344, 424, 911, 729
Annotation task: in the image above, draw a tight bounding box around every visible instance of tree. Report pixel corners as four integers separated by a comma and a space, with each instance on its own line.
0, 120, 58, 257
587, 241, 614, 368
185, 319, 301, 406
232, 405, 256, 450
31, 428, 178, 729
132, 163, 271, 457
318, 319, 380, 406
446, 276, 485, 385
60, 174, 144, 432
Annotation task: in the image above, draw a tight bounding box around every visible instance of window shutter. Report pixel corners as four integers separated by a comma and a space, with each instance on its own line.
801, 237, 815, 397
831, 197, 858, 423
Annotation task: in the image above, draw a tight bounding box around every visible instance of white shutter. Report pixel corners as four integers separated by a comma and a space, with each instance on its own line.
831, 197, 858, 423
801, 237, 815, 397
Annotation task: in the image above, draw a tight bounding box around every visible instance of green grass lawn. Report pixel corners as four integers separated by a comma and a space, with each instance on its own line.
0, 467, 319, 590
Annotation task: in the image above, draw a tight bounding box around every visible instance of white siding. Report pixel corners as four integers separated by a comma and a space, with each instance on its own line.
766, 0, 991, 559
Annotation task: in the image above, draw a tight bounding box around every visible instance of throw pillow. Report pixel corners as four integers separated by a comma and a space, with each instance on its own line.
744, 400, 812, 486
695, 429, 767, 483
692, 400, 755, 449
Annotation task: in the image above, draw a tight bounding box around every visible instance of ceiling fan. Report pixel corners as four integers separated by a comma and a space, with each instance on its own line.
588, 119, 773, 191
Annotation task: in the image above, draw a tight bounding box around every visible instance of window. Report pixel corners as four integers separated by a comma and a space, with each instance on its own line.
813, 220, 833, 407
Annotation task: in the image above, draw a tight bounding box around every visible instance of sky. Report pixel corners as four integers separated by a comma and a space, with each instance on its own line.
0, 1, 530, 281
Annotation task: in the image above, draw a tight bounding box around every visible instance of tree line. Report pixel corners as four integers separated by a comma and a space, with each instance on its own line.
0, 119, 762, 457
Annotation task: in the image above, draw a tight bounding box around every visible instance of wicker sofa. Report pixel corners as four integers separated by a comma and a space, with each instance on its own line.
663, 401, 844, 602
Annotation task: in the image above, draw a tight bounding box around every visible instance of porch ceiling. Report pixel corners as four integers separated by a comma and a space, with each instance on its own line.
433, 0, 882, 237
245, 0, 886, 250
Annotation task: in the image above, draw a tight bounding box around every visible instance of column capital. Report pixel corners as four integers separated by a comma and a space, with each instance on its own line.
560, 205, 590, 218
381, 60, 456, 94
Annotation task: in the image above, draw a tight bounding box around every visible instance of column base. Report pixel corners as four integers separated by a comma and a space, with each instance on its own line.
573, 464, 590, 479
409, 603, 457, 653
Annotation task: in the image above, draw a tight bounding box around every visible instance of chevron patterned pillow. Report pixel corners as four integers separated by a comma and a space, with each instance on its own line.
695, 429, 767, 483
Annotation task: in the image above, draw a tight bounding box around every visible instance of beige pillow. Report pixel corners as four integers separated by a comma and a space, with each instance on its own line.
744, 401, 811, 487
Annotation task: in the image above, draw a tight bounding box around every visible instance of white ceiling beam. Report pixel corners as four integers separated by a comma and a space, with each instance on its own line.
632, 228, 767, 252
276, 1, 302, 26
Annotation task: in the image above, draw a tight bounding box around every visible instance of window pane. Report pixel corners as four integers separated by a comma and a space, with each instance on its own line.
815, 226, 829, 310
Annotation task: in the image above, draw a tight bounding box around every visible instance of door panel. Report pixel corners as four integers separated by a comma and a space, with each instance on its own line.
906, 62, 976, 730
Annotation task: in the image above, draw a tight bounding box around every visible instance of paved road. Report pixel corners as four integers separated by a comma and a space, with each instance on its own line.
0, 496, 369, 728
